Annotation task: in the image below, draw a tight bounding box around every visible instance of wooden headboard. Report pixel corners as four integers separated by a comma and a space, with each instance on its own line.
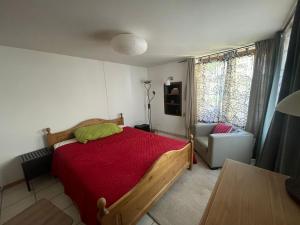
45, 113, 124, 147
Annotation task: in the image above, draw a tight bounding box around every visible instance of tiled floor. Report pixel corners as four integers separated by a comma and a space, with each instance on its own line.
0, 175, 158, 225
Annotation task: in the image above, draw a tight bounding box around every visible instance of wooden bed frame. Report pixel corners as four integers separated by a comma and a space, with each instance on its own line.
45, 114, 194, 225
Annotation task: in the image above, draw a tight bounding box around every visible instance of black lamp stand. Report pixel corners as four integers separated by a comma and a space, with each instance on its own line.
144, 81, 155, 132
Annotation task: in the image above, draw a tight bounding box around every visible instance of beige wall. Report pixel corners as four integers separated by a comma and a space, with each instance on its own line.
147, 62, 187, 136
0, 46, 147, 186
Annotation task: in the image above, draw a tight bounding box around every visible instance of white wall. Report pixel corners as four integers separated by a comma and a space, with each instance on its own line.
103, 62, 147, 125
0, 46, 147, 186
148, 62, 187, 136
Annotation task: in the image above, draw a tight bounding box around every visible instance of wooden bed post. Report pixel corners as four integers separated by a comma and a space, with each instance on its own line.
97, 197, 109, 222
189, 134, 194, 170
45, 128, 54, 148
45, 128, 51, 134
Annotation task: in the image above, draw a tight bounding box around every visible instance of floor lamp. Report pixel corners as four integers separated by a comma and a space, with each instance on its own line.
143, 80, 155, 131
276, 90, 300, 202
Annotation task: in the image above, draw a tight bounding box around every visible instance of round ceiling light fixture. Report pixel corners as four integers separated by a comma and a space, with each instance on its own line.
110, 34, 148, 56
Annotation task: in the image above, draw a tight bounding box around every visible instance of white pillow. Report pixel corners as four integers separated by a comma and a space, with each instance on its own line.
53, 138, 78, 150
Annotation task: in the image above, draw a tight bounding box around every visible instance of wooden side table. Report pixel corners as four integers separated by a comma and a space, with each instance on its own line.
200, 159, 300, 225
3, 199, 73, 225
18, 148, 53, 191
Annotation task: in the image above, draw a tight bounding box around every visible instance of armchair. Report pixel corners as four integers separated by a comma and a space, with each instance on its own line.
194, 123, 254, 169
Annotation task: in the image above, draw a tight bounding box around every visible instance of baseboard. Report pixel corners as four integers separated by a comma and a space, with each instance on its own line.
3, 178, 25, 190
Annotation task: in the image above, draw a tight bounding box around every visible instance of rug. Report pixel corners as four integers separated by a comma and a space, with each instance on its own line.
149, 158, 220, 225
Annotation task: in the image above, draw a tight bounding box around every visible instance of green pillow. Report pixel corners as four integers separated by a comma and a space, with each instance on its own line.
74, 123, 123, 144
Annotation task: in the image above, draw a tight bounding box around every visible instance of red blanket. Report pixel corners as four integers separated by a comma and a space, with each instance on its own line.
52, 127, 187, 225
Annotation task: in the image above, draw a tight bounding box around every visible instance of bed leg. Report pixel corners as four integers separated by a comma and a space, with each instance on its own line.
97, 197, 109, 222
189, 134, 194, 170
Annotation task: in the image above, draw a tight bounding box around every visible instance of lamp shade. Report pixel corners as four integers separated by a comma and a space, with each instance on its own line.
276, 90, 300, 117
164, 76, 173, 86
111, 34, 148, 55
165, 79, 171, 86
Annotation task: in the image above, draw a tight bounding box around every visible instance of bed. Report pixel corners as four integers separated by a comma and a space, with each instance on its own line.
45, 114, 194, 225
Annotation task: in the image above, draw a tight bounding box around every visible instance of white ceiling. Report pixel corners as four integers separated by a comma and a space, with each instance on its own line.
0, 0, 296, 67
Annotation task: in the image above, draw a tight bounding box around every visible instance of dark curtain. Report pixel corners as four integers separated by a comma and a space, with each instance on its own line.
245, 34, 281, 158
257, 1, 300, 177
185, 58, 196, 137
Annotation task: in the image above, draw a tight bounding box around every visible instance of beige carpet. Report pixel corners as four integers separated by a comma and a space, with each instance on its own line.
149, 158, 220, 225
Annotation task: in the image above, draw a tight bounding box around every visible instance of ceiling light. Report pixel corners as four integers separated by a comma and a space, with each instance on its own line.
111, 34, 148, 55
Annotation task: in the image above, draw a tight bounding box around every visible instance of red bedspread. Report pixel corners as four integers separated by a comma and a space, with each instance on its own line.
52, 127, 187, 225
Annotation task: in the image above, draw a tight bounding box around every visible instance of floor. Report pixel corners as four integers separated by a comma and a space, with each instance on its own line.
0, 174, 159, 225
0, 131, 214, 225
148, 156, 219, 225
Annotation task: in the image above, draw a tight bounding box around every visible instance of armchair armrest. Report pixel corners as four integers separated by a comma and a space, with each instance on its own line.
209, 131, 253, 140
194, 123, 216, 137
208, 132, 254, 167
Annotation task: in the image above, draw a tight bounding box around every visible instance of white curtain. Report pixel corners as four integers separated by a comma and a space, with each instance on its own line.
195, 52, 254, 127
195, 60, 226, 122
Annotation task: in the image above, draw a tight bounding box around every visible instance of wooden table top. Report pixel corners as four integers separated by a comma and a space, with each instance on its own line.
3, 199, 73, 225
200, 159, 300, 225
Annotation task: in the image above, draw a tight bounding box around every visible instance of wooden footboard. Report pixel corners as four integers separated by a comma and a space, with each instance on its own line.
97, 135, 194, 225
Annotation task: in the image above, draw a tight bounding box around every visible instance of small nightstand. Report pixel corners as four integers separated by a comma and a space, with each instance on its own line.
134, 124, 150, 132
18, 148, 53, 191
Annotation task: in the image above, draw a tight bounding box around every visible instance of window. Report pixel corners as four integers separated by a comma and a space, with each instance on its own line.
276, 24, 292, 103
195, 49, 255, 128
